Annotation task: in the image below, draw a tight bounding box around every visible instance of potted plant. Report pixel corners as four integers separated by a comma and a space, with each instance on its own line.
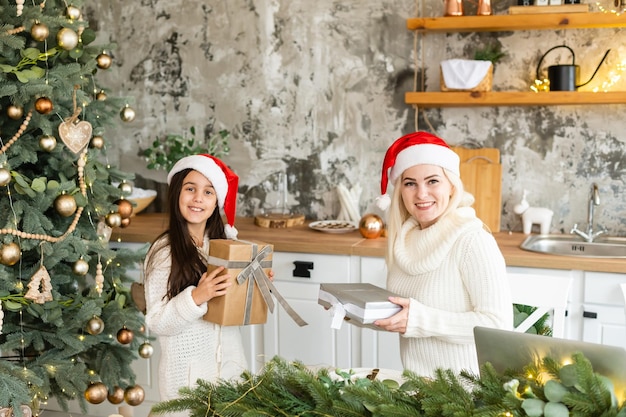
141, 127, 230, 172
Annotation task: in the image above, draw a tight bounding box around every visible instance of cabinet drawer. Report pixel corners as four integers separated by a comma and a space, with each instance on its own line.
272, 252, 351, 284
584, 272, 626, 306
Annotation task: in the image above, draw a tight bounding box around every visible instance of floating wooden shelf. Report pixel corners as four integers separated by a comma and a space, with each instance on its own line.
406, 12, 626, 32
405, 91, 626, 107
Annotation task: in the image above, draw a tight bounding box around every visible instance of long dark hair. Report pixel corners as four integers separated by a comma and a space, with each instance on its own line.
155, 168, 226, 299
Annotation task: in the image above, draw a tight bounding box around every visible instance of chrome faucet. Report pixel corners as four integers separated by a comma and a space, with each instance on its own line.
570, 183, 606, 242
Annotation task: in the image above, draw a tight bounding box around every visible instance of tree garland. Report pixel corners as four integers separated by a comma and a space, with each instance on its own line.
151, 354, 625, 417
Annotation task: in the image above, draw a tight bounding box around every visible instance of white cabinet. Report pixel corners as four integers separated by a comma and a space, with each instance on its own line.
262, 251, 358, 369
581, 272, 626, 348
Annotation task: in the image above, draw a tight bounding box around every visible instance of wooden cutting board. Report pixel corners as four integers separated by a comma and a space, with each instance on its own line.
451, 147, 502, 232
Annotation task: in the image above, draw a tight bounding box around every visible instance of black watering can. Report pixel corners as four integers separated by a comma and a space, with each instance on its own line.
536, 45, 611, 91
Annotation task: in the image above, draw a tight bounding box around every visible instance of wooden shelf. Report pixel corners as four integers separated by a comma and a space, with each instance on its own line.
406, 12, 626, 32
405, 91, 626, 107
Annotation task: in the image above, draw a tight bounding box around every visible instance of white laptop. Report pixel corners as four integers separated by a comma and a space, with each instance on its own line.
474, 326, 626, 401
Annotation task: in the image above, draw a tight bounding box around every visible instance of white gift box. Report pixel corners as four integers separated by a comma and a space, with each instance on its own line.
318, 283, 402, 330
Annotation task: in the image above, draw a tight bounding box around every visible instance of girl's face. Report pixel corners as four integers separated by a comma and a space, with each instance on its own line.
178, 170, 218, 229
400, 164, 453, 229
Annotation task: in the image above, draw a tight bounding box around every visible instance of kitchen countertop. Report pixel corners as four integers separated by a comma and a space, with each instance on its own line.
113, 214, 626, 274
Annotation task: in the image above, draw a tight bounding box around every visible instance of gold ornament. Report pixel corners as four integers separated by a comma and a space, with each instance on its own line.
58, 120, 92, 154
358, 213, 384, 239
39, 135, 57, 152
73, 258, 89, 276
54, 193, 77, 217
7, 105, 24, 120
120, 105, 136, 122
65, 5, 82, 20
116, 199, 133, 219
84, 382, 108, 404
0, 167, 11, 186
86, 316, 104, 335
117, 327, 134, 344
96, 53, 112, 70
0, 242, 21, 266
56, 27, 79, 50
120, 217, 131, 228
124, 385, 145, 406
105, 212, 122, 228
90, 135, 104, 149
31, 22, 49, 41
96, 90, 107, 101
138, 342, 154, 358
34, 97, 53, 115
118, 182, 133, 195
107, 386, 125, 404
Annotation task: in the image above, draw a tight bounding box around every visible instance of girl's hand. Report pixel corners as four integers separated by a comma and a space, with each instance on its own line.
373, 296, 410, 334
267, 269, 275, 282
192, 266, 232, 305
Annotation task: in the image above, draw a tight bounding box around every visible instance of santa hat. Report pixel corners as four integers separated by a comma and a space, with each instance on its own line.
167, 154, 239, 239
376, 131, 460, 211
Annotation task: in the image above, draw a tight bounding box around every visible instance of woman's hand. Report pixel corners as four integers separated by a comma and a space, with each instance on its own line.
373, 296, 410, 334
191, 266, 232, 305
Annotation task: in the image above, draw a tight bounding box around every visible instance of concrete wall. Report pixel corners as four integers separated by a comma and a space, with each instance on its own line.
90, 0, 626, 235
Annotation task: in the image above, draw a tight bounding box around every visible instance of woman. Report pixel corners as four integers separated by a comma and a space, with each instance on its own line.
143, 154, 247, 411
373, 131, 513, 377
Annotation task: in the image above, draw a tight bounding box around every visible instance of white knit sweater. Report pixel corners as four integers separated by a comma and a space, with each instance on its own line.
144, 236, 247, 415
387, 208, 513, 377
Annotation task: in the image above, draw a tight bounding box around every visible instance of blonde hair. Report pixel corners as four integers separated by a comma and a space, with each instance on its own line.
385, 166, 474, 265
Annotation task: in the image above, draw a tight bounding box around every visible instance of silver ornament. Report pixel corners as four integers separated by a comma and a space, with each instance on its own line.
138, 342, 154, 358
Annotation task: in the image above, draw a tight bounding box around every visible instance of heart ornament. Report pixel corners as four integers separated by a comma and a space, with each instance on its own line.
58, 120, 93, 154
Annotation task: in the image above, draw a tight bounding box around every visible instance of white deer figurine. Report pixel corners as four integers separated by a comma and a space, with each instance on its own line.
513, 190, 553, 235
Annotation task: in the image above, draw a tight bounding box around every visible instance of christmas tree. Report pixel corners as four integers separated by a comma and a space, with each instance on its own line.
0, 0, 148, 414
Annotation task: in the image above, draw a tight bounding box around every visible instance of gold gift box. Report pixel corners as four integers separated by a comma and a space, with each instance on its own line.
204, 239, 273, 326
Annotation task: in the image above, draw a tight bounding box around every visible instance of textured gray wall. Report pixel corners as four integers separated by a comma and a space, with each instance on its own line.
90, 0, 626, 236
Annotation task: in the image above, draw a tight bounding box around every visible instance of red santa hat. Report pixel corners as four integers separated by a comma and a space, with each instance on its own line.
167, 154, 239, 239
376, 131, 460, 211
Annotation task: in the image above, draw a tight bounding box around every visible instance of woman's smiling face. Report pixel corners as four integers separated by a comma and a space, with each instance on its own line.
400, 164, 453, 229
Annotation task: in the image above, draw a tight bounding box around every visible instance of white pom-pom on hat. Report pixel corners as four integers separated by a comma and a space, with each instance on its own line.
378, 131, 460, 210
167, 154, 239, 239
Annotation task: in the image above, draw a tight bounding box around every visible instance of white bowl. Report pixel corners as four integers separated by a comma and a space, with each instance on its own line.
128, 188, 157, 215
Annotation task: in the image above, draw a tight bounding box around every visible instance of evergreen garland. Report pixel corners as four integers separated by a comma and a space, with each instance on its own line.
152, 354, 626, 417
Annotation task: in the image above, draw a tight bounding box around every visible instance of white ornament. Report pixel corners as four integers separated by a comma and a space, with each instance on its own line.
16, 0, 24, 16
513, 190, 553, 235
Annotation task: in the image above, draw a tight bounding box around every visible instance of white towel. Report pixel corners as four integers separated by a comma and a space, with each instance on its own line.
441, 59, 492, 89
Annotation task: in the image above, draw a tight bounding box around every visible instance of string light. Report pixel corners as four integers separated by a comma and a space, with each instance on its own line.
595, 0, 626, 15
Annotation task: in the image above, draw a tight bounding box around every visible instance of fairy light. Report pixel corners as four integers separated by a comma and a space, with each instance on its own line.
594, 57, 626, 92
595, 0, 626, 15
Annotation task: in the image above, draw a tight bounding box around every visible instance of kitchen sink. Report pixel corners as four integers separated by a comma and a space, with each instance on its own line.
520, 234, 626, 258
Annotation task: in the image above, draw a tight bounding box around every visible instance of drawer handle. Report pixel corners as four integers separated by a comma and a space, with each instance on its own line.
293, 261, 314, 278
583, 311, 598, 319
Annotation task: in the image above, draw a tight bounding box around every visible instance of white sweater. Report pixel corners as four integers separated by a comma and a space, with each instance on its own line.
144, 236, 247, 415
387, 208, 513, 377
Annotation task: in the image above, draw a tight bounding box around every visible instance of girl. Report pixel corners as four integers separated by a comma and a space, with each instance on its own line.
144, 154, 247, 412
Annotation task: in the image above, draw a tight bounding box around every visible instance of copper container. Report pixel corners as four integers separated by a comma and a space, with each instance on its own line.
444, 0, 463, 16
477, 0, 492, 15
